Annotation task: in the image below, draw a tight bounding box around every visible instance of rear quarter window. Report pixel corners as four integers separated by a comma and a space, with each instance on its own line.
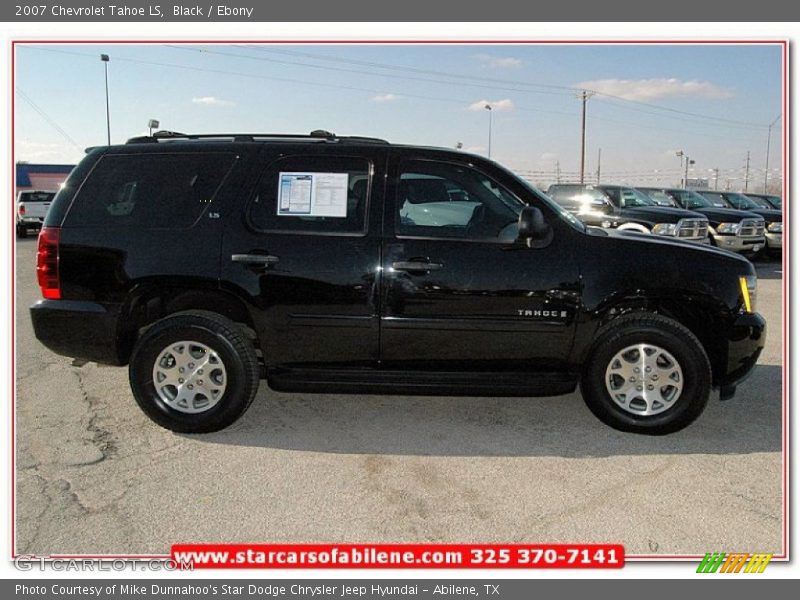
65, 153, 236, 228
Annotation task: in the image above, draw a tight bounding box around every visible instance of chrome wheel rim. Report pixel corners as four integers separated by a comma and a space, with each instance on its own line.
604, 343, 683, 416
152, 341, 227, 414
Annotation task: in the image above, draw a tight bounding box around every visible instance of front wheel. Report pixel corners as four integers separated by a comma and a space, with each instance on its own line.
580, 313, 711, 435
129, 311, 260, 433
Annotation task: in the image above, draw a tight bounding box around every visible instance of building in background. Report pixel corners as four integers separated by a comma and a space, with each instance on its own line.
15, 162, 75, 193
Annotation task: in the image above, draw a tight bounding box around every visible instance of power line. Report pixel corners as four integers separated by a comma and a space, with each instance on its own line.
239, 45, 769, 130
15, 87, 83, 150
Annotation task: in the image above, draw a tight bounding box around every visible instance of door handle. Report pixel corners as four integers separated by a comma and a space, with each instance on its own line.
231, 253, 280, 265
392, 260, 443, 272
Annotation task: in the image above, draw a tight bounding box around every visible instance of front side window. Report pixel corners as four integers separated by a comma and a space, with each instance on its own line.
396, 160, 521, 242
249, 156, 370, 234
68, 153, 236, 228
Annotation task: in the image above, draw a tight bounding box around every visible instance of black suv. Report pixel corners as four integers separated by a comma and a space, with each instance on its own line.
546, 183, 709, 244
638, 188, 767, 255
30, 131, 765, 435
698, 190, 781, 258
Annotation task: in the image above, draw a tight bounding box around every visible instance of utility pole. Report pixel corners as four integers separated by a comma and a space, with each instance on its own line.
712, 168, 720, 191
744, 150, 751, 192
764, 115, 780, 193
556, 161, 562, 184
578, 90, 594, 184
596, 148, 602, 184
676, 150, 685, 187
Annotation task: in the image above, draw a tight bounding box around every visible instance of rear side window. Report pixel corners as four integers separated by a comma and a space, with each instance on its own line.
248, 156, 370, 235
67, 153, 236, 228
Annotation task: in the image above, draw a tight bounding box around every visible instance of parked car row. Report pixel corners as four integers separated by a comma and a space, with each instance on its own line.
544, 183, 782, 258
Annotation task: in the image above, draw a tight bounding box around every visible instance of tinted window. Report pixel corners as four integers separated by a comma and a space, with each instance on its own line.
397, 160, 521, 242
726, 193, 760, 210
699, 191, 729, 208
640, 189, 676, 206
674, 190, 713, 209
19, 192, 55, 203
68, 153, 236, 228
249, 156, 369, 234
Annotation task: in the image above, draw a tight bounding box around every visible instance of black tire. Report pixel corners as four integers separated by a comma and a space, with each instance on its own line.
580, 313, 711, 435
129, 311, 260, 433
16, 224, 27, 238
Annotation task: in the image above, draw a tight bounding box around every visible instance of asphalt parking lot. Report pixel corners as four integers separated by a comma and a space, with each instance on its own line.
14, 237, 783, 557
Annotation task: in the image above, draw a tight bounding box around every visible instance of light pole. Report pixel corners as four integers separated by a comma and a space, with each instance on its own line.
101, 54, 111, 145
148, 119, 160, 137
484, 104, 493, 159
685, 157, 695, 188
764, 114, 780, 193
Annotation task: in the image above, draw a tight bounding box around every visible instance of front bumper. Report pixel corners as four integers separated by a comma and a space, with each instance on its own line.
718, 312, 766, 388
30, 300, 125, 365
713, 233, 765, 253
765, 231, 782, 249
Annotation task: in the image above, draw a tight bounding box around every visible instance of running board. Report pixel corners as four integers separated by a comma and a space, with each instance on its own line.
267, 368, 578, 397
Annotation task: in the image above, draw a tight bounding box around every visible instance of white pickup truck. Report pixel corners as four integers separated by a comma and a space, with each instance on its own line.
16, 190, 55, 238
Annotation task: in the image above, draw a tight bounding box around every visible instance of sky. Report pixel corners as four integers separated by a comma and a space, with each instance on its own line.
13, 43, 783, 190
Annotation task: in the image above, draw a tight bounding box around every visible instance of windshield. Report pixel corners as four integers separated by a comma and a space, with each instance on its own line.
766, 195, 782, 209
640, 189, 677, 207
606, 186, 657, 208
674, 189, 713, 209
745, 195, 772, 209
515, 181, 587, 232
18, 191, 55, 203
699, 191, 730, 208
725, 192, 761, 210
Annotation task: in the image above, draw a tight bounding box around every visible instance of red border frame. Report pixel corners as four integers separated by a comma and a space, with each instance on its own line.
10, 38, 789, 564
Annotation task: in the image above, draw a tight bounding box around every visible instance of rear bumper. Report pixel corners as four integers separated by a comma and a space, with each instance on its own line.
718, 312, 766, 388
30, 300, 125, 365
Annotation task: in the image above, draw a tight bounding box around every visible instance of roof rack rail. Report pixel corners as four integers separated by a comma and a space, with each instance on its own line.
126, 130, 389, 145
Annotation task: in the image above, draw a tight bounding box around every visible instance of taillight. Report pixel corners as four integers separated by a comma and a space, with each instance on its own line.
36, 227, 61, 299
18, 204, 25, 216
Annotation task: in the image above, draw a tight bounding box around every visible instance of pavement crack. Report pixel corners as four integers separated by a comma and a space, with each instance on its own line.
73, 369, 118, 464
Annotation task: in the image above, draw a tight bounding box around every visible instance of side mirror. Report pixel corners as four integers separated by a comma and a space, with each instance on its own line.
517, 206, 553, 248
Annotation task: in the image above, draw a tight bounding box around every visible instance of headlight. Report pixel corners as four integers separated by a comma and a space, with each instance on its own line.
767, 222, 783, 233
739, 275, 757, 313
652, 223, 678, 236
716, 222, 739, 234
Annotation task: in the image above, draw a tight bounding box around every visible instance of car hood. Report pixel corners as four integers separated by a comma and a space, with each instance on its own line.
689, 207, 762, 223
596, 227, 751, 261
620, 206, 705, 223
746, 208, 782, 223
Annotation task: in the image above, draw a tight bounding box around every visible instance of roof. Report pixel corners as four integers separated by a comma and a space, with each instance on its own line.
16, 163, 76, 187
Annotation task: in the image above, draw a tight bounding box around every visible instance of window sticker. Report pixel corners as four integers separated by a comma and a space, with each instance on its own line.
277, 172, 349, 217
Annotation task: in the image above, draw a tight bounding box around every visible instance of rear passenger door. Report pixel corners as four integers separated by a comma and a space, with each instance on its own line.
221, 147, 386, 369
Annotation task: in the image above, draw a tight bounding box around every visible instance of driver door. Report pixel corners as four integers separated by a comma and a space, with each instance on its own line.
380, 152, 580, 372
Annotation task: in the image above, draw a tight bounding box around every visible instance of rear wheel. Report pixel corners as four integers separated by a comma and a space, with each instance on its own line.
580, 313, 711, 435
16, 224, 27, 238
129, 311, 260, 433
